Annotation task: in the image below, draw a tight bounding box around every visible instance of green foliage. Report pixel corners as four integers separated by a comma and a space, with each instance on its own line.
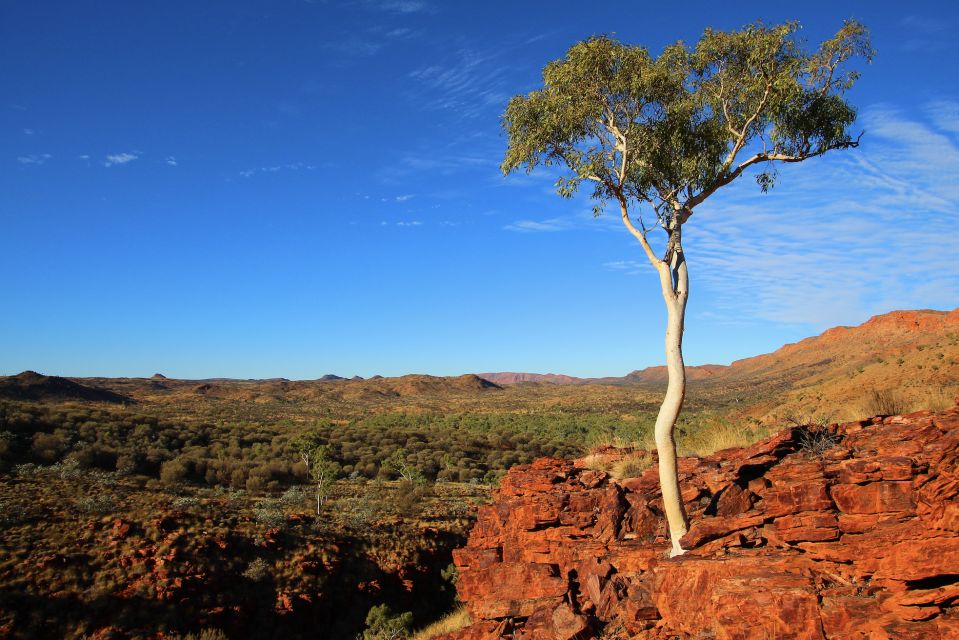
502, 20, 872, 225
0, 499, 29, 526
361, 604, 414, 640
253, 504, 286, 528
310, 445, 339, 494
381, 448, 425, 484
160, 457, 191, 486
0, 400, 637, 493
1, 454, 485, 639
172, 495, 200, 509
279, 484, 307, 505
74, 494, 116, 514
242, 557, 270, 582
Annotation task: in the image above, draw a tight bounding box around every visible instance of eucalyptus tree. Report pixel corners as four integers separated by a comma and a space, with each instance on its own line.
294, 433, 339, 514
501, 21, 872, 556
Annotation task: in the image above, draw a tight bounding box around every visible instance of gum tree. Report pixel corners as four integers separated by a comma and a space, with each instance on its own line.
294, 434, 339, 514
501, 21, 872, 556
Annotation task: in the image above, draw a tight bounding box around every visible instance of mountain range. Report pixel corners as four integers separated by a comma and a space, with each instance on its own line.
2, 308, 957, 425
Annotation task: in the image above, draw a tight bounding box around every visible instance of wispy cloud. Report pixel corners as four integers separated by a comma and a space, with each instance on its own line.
504, 217, 572, 233
165, 156, 178, 167
364, 0, 428, 13
504, 202, 624, 236
322, 23, 420, 60
380, 219, 423, 227
408, 47, 511, 118
394, 194, 414, 201
602, 260, 644, 275
104, 152, 139, 167
377, 147, 497, 184
240, 162, 315, 178
900, 14, 955, 52
325, 39, 385, 57
925, 100, 959, 139
23, 128, 34, 135
675, 101, 959, 328
17, 153, 51, 165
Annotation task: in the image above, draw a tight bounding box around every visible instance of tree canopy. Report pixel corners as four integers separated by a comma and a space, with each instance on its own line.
502, 20, 873, 237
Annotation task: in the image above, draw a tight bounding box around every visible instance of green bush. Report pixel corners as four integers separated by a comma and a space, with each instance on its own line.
361, 604, 413, 640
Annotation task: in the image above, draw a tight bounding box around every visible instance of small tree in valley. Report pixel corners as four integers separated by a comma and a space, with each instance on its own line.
501, 20, 872, 556
382, 449, 424, 485
294, 434, 339, 515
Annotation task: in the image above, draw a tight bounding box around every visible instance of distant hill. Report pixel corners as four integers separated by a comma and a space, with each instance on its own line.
477, 372, 585, 385
0, 371, 131, 403
483, 308, 957, 379
705, 308, 959, 420
3, 308, 956, 424
474, 308, 959, 421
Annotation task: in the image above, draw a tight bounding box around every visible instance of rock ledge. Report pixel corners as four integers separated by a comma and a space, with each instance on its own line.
440, 404, 959, 639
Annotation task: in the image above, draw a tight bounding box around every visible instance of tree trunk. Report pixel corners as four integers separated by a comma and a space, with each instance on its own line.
616, 198, 691, 556
654, 230, 690, 557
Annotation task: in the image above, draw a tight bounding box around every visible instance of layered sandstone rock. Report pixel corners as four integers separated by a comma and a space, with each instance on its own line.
440, 403, 959, 639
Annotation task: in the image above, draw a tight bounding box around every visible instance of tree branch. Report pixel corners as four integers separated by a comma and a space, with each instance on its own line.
689, 135, 860, 209
720, 79, 773, 173
618, 196, 662, 268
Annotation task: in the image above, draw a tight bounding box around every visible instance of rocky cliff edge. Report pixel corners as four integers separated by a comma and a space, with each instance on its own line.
440, 401, 959, 639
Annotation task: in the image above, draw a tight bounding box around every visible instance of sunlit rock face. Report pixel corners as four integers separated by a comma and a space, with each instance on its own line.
440, 401, 959, 639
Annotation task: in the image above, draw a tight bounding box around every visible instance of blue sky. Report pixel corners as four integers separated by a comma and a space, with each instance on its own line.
2, 1, 958, 379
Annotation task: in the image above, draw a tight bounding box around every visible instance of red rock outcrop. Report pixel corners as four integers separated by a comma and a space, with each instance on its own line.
440, 403, 959, 639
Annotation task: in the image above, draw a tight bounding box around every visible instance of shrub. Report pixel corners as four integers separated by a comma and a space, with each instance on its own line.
14, 463, 38, 477
279, 484, 306, 506
172, 496, 200, 509
160, 458, 191, 486
341, 494, 379, 529
361, 604, 413, 640
52, 458, 82, 479
242, 558, 270, 582
75, 494, 117, 515
797, 426, 840, 457
0, 500, 29, 526
253, 506, 285, 528
31, 432, 66, 463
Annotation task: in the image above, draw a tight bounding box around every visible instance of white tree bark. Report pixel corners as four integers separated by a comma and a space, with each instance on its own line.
618, 200, 692, 556
654, 250, 690, 556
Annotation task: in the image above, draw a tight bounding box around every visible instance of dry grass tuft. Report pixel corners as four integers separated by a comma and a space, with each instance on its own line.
864, 387, 907, 416
797, 426, 840, 457
609, 453, 654, 480
913, 386, 958, 412
856, 385, 958, 419
411, 607, 471, 640
680, 422, 767, 457
580, 446, 654, 481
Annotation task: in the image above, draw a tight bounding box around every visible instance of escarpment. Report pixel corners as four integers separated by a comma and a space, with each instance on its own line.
440, 402, 959, 639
